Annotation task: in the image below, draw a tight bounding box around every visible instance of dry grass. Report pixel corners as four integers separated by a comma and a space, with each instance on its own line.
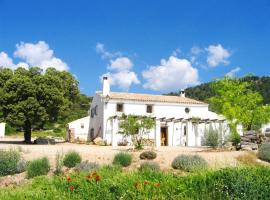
236, 152, 261, 166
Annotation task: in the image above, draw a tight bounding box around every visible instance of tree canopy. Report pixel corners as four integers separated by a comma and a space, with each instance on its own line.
0, 67, 90, 143
118, 114, 155, 149
209, 76, 270, 131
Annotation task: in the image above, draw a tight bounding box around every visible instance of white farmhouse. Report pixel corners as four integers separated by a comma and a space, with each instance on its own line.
66, 116, 90, 142
88, 77, 232, 147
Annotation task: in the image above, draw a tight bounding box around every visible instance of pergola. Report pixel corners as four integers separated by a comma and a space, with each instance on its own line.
108, 115, 226, 147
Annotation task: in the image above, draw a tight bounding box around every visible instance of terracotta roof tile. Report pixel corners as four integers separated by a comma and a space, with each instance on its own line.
98, 92, 207, 105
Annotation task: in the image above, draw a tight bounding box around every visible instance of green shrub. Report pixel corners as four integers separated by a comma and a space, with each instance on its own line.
257, 143, 270, 162
113, 152, 132, 167
63, 151, 82, 168
231, 131, 241, 146
75, 160, 99, 172
171, 154, 208, 172
54, 152, 64, 175
26, 157, 50, 178
0, 149, 20, 176
204, 128, 219, 148
16, 159, 27, 173
139, 151, 157, 160
139, 161, 160, 171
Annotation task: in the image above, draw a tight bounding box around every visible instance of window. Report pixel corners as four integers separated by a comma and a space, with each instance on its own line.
185, 107, 190, 113
81, 123, 84, 129
146, 105, 153, 113
116, 103, 123, 112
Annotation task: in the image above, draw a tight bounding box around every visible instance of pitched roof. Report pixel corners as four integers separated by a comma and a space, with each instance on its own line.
98, 92, 207, 105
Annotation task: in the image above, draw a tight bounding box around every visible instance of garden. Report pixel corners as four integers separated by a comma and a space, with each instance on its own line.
0, 143, 270, 200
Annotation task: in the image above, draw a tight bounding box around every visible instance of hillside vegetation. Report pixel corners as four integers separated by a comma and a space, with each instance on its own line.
168, 76, 270, 104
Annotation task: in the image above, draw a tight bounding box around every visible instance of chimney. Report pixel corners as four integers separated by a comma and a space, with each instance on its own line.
102, 76, 110, 96
180, 89, 185, 97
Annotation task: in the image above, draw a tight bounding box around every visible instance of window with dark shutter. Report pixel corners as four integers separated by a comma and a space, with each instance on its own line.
146, 105, 153, 113
116, 103, 123, 112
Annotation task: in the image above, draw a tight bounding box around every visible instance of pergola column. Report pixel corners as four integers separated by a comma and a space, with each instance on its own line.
155, 120, 161, 148
167, 121, 174, 146
112, 118, 118, 147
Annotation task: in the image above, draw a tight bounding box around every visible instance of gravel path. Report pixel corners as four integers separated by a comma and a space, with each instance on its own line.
0, 137, 245, 170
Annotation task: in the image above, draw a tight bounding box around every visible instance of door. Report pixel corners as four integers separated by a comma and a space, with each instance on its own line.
161, 127, 168, 146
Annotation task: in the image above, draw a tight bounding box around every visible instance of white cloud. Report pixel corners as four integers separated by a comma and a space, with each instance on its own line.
108, 57, 133, 71
226, 67, 241, 78
0, 52, 29, 70
96, 42, 121, 59
14, 41, 68, 71
102, 71, 140, 91
97, 42, 139, 91
0, 52, 14, 68
142, 56, 199, 92
191, 46, 203, 55
206, 44, 231, 67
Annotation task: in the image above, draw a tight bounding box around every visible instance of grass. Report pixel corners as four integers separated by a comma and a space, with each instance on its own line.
6, 129, 66, 138
0, 166, 269, 199
236, 152, 262, 166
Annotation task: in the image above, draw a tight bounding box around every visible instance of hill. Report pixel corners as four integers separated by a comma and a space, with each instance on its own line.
167, 76, 270, 105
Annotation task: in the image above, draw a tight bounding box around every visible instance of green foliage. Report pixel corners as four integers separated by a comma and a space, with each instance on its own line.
118, 114, 155, 150
230, 131, 241, 146
75, 160, 100, 172
0, 166, 270, 199
26, 157, 50, 178
209, 76, 270, 131
113, 152, 132, 167
54, 152, 64, 175
171, 154, 208, 172
257, 143, 270, 162
0, 149, 20, 176
63, 151, 82, 168
4, 123, 17, 135
139, 161, 160, 171
0, 67, 83, 142
204, 127, 219, 148
139, 151, 157, 160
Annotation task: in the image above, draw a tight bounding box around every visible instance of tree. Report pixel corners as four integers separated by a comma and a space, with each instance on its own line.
209, 76, 270, 132
0, 67, 80, 143
118, 114, 155, 149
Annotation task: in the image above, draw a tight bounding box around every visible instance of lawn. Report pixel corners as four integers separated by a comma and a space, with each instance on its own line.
0, 166, 269, 200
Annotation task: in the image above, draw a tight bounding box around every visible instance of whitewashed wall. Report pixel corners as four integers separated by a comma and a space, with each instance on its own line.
0, 123, 5, 137
101, 99, 227, 146
89, 92, 104, 140
67, 116, 90, 141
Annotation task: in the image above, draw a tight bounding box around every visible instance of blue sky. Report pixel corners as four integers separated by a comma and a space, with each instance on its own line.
1, 0, 270, 95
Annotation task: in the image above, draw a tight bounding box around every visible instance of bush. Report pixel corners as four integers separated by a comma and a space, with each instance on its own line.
139, 161, 160, 171
113, 152, 132, 167
54, 152, 64, 175
63, 151, 82, 168
139, 151, 157, 160
0, 149, 20, 176
172, 154, 208, 172
75, 160, 99, 172
257, 143, 270, 162
231, 131, 241, 146
16, 159, 27, 173
26, 157, 50, 178
204, 128, 219, 148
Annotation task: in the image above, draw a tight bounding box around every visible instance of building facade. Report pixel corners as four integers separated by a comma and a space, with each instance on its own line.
66, 116, 90, 142
88, 77, 233, 147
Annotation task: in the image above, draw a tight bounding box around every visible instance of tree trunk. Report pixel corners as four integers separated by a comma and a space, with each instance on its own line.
24, 120, 32, 144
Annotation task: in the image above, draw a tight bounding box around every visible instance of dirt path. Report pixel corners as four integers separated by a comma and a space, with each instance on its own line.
0, 137, 245, 170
